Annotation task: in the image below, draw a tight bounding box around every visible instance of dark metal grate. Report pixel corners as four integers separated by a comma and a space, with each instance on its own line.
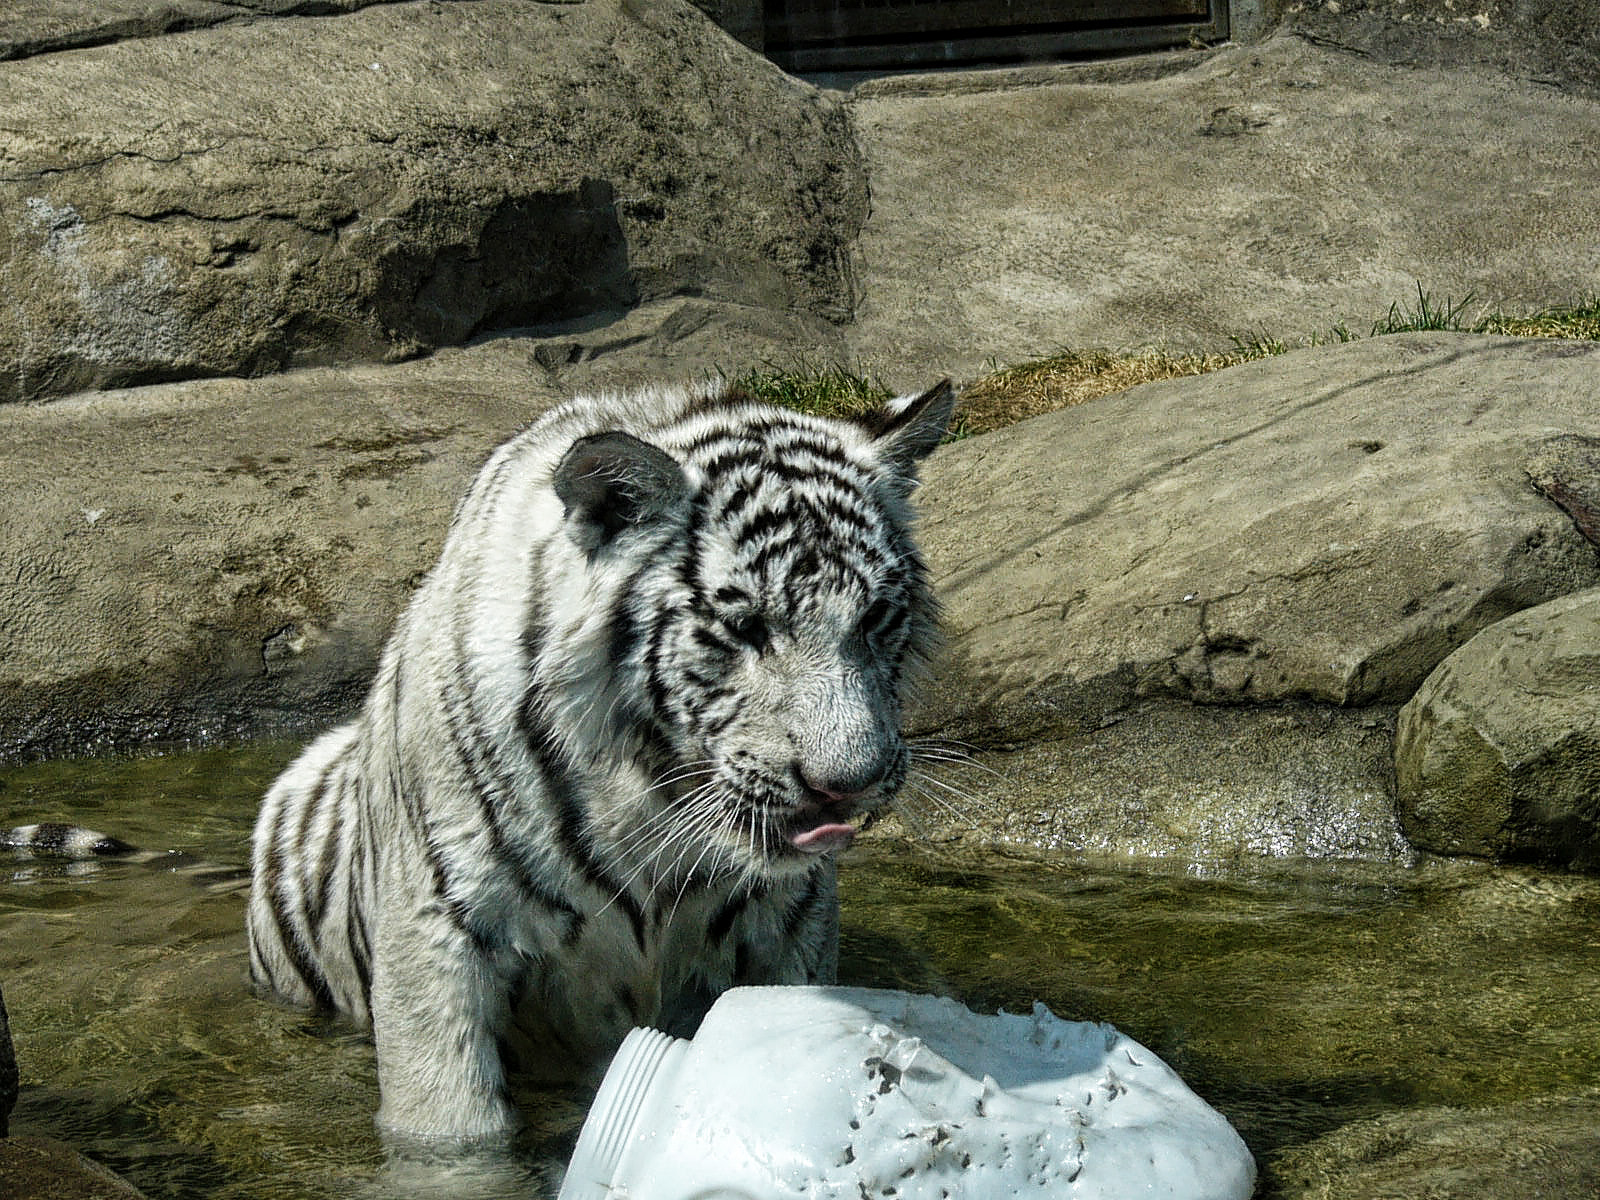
764, 0, 1226, 72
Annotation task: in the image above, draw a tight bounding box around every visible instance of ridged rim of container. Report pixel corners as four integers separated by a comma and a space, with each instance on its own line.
559, 1026, 684, 1199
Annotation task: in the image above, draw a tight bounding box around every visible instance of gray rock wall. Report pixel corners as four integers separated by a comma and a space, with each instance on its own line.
3, 331, 1593, 873
869, 334, 1600, 866
0, 296, 842, 761
843, 31, 1600, 387
3, 1, 1598, 877
0, 345, 553, 759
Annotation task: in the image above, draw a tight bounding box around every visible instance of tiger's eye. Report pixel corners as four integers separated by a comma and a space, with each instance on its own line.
725, 612, 770, 653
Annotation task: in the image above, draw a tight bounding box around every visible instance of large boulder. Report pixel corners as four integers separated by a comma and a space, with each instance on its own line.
0, 0, 866, 403
911, 334, 1600, 749
1394, 588, 1600, 868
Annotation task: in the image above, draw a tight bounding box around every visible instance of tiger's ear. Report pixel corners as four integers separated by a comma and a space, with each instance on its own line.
866, 379, 958, 478
553, 431, 689, 553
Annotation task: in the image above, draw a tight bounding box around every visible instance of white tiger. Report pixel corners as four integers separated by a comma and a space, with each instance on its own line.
246, 376, 957, 1142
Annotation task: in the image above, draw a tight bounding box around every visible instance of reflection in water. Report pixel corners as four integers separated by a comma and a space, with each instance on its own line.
3, 746, 1600, 1197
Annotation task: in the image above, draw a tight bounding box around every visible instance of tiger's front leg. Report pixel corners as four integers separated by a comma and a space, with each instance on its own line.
368, 902, 520, 1143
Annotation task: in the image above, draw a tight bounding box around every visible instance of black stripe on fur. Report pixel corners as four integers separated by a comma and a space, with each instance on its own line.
516, 679, 648, 954
263, 820, 336, 1012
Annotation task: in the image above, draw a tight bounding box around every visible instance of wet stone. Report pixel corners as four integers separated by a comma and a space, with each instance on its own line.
0, 1135, 150, 1199
1395, 588, 1600, 869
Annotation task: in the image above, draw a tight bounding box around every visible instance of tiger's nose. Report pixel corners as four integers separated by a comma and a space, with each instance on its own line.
795, 761, 884, 808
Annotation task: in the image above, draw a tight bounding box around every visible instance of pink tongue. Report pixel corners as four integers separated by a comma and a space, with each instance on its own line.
790, 822, 857, 854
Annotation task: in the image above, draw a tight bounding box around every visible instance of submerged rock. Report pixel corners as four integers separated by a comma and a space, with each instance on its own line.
1270, 1090, 1600, 1200
0, 1135, 149, 1199
911, 702, 1413, 867
1395, 588, 1600, 869
0, 981, 149, 1195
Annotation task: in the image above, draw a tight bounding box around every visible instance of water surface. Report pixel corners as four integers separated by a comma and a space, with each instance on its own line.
3, 746, 1598, 1197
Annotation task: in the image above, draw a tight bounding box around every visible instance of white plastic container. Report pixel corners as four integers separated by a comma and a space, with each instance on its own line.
559, 986, 1255, 1200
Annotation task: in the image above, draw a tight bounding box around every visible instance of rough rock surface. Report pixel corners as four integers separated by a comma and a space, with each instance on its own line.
842, 31, 1600, 386
1282, 0, 1600, 102
900, 702, 1412, 866
0, 0, 866, 403
0, 349, 545, 758
911, 334, 1600, 749
3, 2, 399, 61
1395, 588, 1600, 869
1526, 434, 1600, 553
0, 1136, 149, 1199
4, 330, 1594, 873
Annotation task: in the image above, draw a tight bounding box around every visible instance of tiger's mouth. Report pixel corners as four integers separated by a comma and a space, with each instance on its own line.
716, 775, 883, 863
782, 797, 873, 856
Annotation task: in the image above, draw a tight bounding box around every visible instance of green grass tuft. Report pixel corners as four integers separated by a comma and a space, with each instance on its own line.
723, 361, 892, 421
1370, 283, 1478, 335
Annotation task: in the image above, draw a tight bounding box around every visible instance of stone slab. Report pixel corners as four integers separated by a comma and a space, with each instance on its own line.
842, 32, 1600, 388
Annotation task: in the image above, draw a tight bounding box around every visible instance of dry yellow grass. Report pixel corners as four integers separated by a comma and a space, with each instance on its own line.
955, 296, 1600, 436
1482, 306, 1600, 341
953, 345, 1277, 437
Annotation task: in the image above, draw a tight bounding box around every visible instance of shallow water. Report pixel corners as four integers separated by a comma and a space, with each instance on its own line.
3, 745, 1600, 1197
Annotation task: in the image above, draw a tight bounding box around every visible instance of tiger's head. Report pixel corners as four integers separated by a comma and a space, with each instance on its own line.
552, 379, 956, 883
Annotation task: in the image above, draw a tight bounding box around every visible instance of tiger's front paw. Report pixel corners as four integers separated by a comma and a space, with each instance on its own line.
375, 1089, 521, 1147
